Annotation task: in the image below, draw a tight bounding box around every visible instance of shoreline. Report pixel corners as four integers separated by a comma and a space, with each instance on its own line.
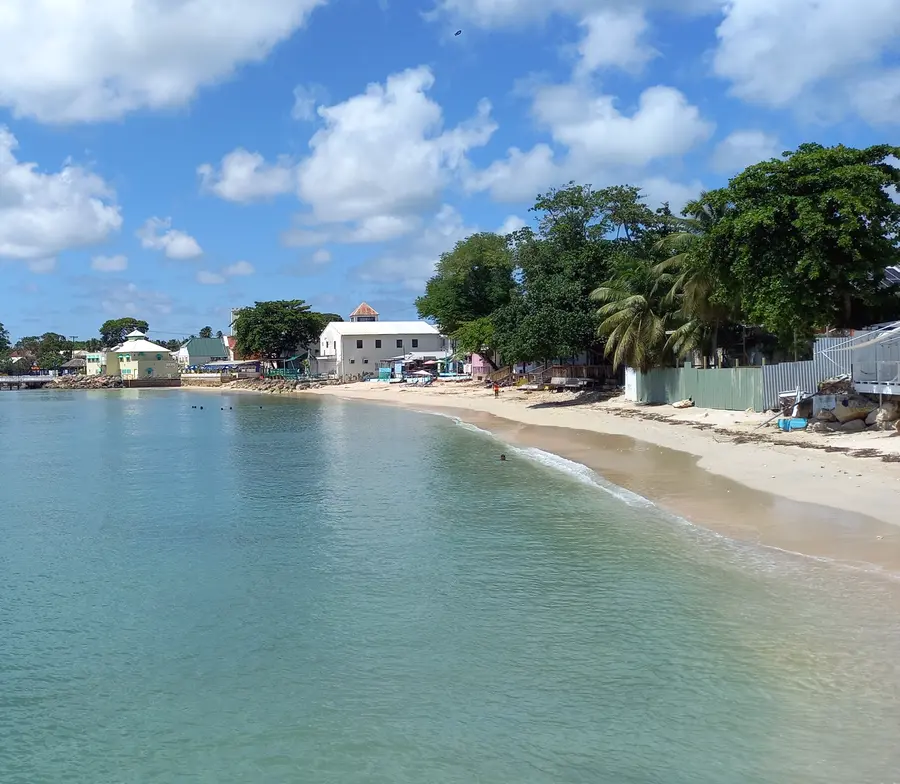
302, 382, 900, 573
181, 381, 900, 572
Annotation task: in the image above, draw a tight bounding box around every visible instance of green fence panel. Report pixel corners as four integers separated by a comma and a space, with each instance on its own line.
634, 366, 763, 411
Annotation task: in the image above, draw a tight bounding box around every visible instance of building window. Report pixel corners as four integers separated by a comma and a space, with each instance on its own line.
156, 354, 162, 360
326, 341, 329, 348
356, 339, 363, 349
412, 339, 418, 348
350, 359, 355, 364
363, 359, 368, 364
396, 339, 403, 348
375, 339, 382, 349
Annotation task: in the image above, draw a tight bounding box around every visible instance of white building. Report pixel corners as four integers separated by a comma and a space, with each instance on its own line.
316, 303, 445, 379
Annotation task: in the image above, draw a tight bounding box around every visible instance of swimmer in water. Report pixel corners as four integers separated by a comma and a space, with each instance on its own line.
500, 454, 506, 461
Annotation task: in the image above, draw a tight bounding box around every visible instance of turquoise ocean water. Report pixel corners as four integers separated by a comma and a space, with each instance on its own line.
1, 389, 899, 783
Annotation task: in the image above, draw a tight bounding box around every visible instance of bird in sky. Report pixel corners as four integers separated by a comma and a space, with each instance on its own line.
455, 30, 462, 36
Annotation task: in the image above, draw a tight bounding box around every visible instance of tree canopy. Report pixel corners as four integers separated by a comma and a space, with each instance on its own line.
699, 143, 900, 344
0, 322, 9, 356
198, 326, 213, 339
416, 232, 515, 366
100, 318, 150, 347
234, 301, 333, 359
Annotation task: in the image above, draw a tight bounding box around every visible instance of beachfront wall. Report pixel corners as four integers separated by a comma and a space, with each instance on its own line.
633, 366, 765, 411
629, 337, 857, 411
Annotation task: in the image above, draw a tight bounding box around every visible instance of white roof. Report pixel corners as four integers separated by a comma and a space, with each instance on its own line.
113, 338, 171, 353
125, 330, 146, 338
323, 320, 440, 337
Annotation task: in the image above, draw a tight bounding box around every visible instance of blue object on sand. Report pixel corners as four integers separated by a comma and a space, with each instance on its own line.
777, 417, 808, 432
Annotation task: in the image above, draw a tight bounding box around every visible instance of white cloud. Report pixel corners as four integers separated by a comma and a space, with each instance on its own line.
355, 204, 474, 292
295, 66, 496, 235
429, 0, 718, 29
137, 217, 203, 260
91, 254, 128, 272
637, 177, 704, 214
574, 9, 656, 76
0, 0, 328, 122
0, 127, 122, 264
222, 260, 255, 276
713, 0, 900, 114
467, 83, 713, 202
497, 215, 527, 235
197, 270, 226, 285
292, 83, 328, 121
198, 149, 294, 203
311, 249, 331, 264
852, 69, 900, 126
711, 130, 780, 174
27, 258, 56, 274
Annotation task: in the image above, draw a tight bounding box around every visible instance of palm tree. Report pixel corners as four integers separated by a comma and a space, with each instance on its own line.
652, 195, 736, 363
591, 256, 677, 372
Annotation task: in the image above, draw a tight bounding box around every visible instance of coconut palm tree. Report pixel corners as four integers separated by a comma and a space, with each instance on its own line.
591, 255, 678, 372
652, 195, 737, 363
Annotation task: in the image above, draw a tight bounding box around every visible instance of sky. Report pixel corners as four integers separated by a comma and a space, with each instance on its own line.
0, 0, 898, 345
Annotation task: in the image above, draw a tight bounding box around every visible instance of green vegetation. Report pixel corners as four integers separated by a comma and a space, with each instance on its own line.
99, 318, 150, 347
417, 143, 900, 372
233, 301, 342, 360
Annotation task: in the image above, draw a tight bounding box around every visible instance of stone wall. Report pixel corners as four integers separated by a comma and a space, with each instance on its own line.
47, 375, 123, 390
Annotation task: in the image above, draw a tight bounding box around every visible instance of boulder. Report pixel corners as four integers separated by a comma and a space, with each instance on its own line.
841, 419, 866, 433
810, 421, 832, 434
815, 408, 836, 422
832, 395, 877, 424
865, 403, 900, 426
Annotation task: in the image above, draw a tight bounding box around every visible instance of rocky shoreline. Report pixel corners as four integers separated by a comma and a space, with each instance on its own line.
221, 377, 339, 394
47, 375, 123, 389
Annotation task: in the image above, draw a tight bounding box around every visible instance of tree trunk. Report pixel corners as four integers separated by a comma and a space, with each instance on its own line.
482, 350, 499, 371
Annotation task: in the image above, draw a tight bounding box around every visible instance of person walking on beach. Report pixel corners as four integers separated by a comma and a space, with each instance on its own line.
493, 382, 500, 398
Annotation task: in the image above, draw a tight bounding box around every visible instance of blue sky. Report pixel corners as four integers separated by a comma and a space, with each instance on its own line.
1, 0, 897, 344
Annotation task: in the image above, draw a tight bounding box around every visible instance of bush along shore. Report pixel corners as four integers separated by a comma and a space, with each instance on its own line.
47, 375, 123, 389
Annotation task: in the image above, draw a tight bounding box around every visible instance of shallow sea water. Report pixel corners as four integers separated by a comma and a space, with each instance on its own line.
1, 389, 899, 783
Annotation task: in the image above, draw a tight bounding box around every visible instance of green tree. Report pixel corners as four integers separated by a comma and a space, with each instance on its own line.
234, 300, 323, 359
703, 143, 900, 345
591, 255, 677, 372
416, 233, 515, 367
100, 317, 150, 347
215, 330, 223, 339
198, 326, 213, 339
0, 321, 10, 356
34, 332, 69, 370
492, 183, 629, 364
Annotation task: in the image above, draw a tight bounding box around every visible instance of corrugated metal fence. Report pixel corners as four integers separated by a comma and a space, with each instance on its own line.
760, 337, 853, 409
633, 337, 855, 411
635, 366, 764, 411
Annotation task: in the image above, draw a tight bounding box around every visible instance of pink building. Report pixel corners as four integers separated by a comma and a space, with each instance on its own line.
467, 353, 493, 380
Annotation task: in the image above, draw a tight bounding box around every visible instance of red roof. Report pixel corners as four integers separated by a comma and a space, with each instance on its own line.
350, 302, 378, 317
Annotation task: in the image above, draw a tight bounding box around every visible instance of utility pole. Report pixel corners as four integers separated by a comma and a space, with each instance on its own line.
69, 335, 78, 360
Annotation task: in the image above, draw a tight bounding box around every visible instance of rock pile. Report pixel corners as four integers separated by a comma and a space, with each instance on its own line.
812, 395, 900, 434
818, 376, 854, 395
222, 377, 336, 394
48, 375, 123, 389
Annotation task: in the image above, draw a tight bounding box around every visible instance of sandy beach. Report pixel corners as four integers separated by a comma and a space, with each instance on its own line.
288, 380, 900, 573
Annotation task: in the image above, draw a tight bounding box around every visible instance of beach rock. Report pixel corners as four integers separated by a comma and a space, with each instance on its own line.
47, 374, 123, 390
831, 395, 877, 424
810, 421, 831, 433
818, 376, 853, 396
841, 419, 866, 433
815, 408, 836, 422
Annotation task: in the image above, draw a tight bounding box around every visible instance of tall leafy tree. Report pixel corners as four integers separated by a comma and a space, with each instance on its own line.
198, 326, 213, 339
703, 143, 900, 345
416, 232, 515, 367
0, 322, 9, 356
493, 183, 641, 364
234, 300, 323, 360
100, 318, 150, 347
